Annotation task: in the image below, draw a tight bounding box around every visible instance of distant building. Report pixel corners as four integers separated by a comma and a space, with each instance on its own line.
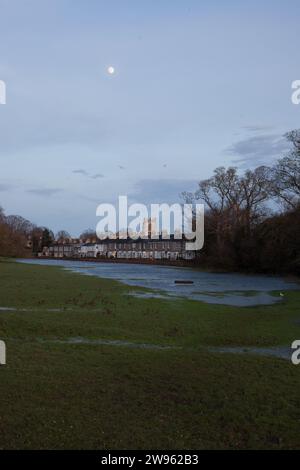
41, 235, 195, 261
142, 218, 158, 238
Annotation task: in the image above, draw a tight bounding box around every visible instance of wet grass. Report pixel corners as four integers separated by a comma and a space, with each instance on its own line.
0, 260, 300, 449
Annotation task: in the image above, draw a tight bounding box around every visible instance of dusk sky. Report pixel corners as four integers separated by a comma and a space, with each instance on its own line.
0, 0, 299, 235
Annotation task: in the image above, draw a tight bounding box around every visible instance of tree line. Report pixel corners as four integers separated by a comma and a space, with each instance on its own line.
0, 211, 52, 258
183, 129, 300, 274
0, 208, 98, 259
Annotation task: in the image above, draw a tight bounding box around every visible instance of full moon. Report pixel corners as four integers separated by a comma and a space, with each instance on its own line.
107, 66, 115, 75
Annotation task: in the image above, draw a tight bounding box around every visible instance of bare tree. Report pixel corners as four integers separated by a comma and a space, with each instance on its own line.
5, 215, 35, 235
182, 166, 270, 261
0, 208, 29, 257
80, 229, 97, 242
0, 206, 4, 221
55, 230, 71, 243
238, 166, 271, 233
270, 129, 300, 209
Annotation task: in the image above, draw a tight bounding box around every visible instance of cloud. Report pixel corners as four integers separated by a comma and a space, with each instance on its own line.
90, 173, 104, 179
72, 169, 105, 179
225, 133, 290, 167
128, 178, 198, 205
241, 125, 275, 133
0, 183, 13, 192
72, 169, 88, 176
26, 188, 63, 197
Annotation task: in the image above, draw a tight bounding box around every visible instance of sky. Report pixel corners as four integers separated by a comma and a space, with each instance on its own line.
0, 0, 299, 235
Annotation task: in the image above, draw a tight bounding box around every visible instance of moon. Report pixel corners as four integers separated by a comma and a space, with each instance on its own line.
107, 66, 115, 75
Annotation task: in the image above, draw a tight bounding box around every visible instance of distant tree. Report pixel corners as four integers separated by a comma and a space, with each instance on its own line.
80, 229, 97, 242
0, 224, 26, 257
238, 166, 271, 233
270, 129, 300, 209
182, 166, 270, 268
0, 207, 54, 257
31, 227, 44, 254
0, 208, 28, 257
185, 165, 269, 230
41, 228, 54, 247
5, 215, 34, 235
252, 205, 300, 274
55, 230, 71, 242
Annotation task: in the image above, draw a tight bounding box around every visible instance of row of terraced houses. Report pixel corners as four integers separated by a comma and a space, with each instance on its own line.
39, 236, 195, 261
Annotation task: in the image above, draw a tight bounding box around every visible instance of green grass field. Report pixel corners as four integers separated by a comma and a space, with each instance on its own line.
0, 259, 300, 449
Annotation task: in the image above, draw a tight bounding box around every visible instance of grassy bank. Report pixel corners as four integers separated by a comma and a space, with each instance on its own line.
0, 260, 300, 449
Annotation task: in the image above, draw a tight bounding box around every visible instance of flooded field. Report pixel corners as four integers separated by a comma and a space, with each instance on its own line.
18, 259, 299, 307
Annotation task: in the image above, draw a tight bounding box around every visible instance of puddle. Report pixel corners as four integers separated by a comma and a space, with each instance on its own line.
209, 345, 292, 361
188, 291, 281, 306
0, 306, 64, 312
40, 336, 180, 350
126, 290, 280, 306
126, 291, 174, 301
8, 332, 293, 360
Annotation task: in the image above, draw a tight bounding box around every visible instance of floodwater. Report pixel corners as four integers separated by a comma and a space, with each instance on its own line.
38, 337, 180, 350
209, 346, 292, 361
17, 259, 299, 307
40, 338, 293, 360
